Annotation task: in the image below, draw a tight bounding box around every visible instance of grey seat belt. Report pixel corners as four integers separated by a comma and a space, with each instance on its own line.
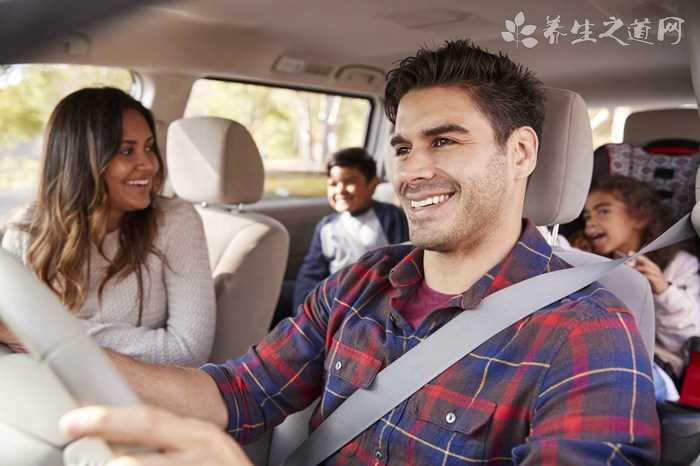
282, 212, 697, 466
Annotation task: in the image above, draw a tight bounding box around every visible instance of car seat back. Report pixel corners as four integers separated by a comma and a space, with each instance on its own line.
168, 117, 290, 362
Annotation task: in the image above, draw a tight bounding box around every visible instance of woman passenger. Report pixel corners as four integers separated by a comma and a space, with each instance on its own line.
0, 87, 215, 366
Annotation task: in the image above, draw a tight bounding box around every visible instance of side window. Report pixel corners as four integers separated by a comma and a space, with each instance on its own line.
185, 79, 373, 200
0, 64, 133, 219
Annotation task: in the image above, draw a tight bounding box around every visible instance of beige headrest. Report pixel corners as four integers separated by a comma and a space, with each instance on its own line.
623, 109, 700, 146
524, 87, 593, 225
167, 117, 264, 204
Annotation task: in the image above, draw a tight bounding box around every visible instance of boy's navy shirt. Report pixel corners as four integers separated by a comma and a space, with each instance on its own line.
293, 200, 408, 310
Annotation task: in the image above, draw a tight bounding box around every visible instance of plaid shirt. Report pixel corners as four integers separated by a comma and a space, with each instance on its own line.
202, 221, 659, 465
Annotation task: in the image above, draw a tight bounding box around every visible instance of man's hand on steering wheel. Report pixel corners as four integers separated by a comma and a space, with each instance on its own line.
60, 404, 254, 466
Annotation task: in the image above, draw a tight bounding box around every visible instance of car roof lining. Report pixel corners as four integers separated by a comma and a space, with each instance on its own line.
6, 0, 694, 105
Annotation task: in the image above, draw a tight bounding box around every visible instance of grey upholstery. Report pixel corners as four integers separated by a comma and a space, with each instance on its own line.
554, 247, 655, 359
168, 117, 290, 362
524, 87, 593, 226
623, 109, 700, 146
168, 117, 264, 204
267, 400, 317, 466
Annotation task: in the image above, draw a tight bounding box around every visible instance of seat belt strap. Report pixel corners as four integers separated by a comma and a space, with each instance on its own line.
282, 212, 696, 466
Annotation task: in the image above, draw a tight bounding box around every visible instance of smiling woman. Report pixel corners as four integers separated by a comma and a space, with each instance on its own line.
0, 87, 216, 366
102, 108, 161, 232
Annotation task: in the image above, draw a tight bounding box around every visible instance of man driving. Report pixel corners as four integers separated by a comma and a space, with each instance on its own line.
61, 39, 659, 465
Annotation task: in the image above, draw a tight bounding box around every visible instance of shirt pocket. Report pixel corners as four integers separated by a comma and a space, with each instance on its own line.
405, 385, 496, 460
322, 338, 383, 405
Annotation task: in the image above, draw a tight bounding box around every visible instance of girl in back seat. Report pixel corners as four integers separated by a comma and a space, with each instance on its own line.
581, 175, 700, 385
0, 87, 215, 366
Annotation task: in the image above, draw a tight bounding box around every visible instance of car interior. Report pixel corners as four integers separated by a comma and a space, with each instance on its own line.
2, 0, 700, 464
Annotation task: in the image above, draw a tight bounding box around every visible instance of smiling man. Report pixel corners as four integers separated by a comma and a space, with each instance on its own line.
61, 40, 659, 465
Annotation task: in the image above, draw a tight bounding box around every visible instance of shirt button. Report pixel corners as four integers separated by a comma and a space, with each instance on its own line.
334, 361, 342, 371
445, 412, 456, 424
374, 450, 383, 459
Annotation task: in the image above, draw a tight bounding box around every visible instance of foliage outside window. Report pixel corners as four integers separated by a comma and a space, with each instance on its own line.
0, 64, 133, 219
185, 79, 372, 200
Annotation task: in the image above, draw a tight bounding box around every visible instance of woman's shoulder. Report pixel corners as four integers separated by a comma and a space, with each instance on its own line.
154, 196, 203, 234
1, 204, 34, 258
2, 204, 34, 236
157, 196, 198, 220
3, 203, 33, 224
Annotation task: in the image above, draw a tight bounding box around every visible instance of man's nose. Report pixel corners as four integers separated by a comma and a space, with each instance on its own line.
395, 148, 436, 185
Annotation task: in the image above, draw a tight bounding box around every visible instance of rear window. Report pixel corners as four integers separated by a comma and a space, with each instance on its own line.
185, 79, 373, 200
0, 64, 134, 219
589, 106, 632, 149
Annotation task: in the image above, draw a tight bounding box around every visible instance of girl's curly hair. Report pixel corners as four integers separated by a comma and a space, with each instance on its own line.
591, 175, 681, 269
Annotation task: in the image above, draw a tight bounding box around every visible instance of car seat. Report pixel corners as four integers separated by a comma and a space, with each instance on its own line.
167, 116, 290, 363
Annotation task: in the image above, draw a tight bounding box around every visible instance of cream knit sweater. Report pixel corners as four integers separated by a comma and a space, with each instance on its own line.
1, 197, 216, 367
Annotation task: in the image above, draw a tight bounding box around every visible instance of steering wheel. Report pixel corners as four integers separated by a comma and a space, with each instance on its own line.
0, 248, 141, 465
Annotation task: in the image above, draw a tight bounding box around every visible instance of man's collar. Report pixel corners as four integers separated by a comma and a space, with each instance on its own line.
388, 220, 553, 310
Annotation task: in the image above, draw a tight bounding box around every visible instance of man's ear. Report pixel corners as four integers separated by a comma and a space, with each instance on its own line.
509, 126, 538, 181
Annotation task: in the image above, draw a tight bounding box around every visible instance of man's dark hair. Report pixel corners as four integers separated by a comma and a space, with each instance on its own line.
326, 147, 377, 181
384, 39, 545, 147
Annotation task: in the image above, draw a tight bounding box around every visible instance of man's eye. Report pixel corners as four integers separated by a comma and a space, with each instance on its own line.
433, 137, 455, 148
394, 146, 410, 157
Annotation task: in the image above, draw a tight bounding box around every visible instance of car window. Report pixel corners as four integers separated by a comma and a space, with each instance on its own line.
185, 79, 373, 200
589, 106, 632, 149
0, 64, 133, 220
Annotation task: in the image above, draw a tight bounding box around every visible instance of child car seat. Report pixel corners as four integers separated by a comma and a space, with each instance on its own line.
592, 142, 700, 221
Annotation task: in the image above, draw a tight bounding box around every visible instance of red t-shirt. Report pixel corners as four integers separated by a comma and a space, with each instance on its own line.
399, 280, 455, 329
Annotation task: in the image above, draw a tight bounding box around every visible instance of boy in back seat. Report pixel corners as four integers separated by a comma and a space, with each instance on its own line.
293, 147, 408, 310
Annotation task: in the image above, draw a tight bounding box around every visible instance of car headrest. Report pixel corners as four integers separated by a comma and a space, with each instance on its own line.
524, 87, 593, 225
624, 109, 700, 146
166, 116, 264, 204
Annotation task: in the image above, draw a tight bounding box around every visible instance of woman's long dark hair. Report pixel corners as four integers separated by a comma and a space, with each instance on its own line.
591, 176, 680, 269
22, 87, 166, 323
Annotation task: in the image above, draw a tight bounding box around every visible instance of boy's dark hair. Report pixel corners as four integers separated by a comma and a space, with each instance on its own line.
384, 39, 545, 148
326, 147, 377, 181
